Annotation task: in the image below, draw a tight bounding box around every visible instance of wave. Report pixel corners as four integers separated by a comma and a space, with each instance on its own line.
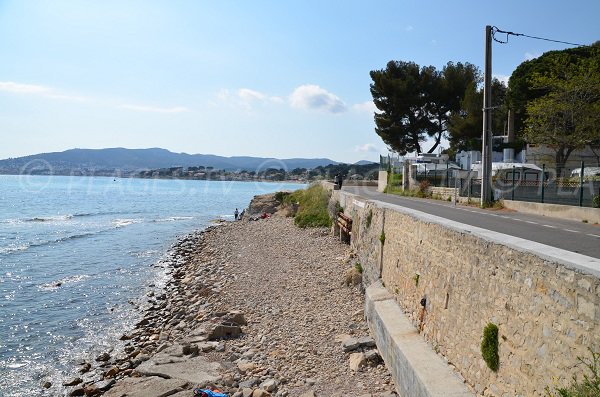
1, 210, 147, 224
112, 219, 142, 228
151, 216, 194, 223
0, 244, 30, 255
0, 220, 141, 256
39, 274, 90, 291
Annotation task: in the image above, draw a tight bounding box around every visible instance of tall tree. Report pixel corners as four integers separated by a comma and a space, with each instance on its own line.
425, 62, 481, 153
370, 60, 479, 155
447, 79, 508, 152
369, 61, 429, 155
524, 50, 600, 176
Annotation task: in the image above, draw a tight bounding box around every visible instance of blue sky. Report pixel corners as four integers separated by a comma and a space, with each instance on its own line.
1, 0, 598, 163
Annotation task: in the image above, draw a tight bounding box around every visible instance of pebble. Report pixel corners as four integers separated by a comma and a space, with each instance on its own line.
58, 211, 396, 397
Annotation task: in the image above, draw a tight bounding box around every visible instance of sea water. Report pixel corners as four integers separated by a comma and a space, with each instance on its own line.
0, 175, 303, 396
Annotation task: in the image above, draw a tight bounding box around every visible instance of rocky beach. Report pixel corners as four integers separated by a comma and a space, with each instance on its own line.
58, 195, 397, 397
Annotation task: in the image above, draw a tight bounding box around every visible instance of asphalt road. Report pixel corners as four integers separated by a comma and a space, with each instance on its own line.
343, 186, 600, 259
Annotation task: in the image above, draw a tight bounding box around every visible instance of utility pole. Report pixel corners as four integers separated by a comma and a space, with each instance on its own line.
481, 25, 493, 205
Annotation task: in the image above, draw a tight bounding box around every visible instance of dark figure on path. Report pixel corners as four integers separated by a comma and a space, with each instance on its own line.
334, 174, 339, 186
234, 208, 239, 220
337, 174, 343, 189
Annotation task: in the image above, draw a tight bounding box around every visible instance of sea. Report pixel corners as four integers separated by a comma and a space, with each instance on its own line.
0, 175, 304, 396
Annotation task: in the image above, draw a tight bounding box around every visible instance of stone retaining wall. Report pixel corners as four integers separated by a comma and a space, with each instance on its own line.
325, 183, 600, 397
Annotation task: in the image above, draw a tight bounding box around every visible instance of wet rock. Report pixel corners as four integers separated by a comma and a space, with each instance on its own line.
95, 352, 111, 362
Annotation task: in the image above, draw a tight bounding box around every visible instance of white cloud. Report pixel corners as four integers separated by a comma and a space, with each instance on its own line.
355, 143, 379, 153
524, 52, 541, 61
0, 81, 50, 94
405, 25, 414, 32
0, 81, 86, 101
352, 101, 378, 114
238, 88, 283, 104
238, 88, 266, 102
121, 104, 189, 113
289, 84, 347, 113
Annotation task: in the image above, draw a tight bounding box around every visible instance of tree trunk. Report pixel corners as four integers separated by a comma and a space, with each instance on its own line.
554, 146, 574, 178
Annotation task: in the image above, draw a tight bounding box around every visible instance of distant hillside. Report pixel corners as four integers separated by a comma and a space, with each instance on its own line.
0, 148, 339, 173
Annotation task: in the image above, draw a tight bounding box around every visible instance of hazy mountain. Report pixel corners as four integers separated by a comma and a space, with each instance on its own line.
0, 148, 338, 172
354, 160, 377, 166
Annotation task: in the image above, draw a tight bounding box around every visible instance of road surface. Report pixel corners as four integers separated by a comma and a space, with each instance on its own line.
343, 186, 600, 259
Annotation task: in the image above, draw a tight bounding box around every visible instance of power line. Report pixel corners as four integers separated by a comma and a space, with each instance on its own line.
491, 26, 587, 47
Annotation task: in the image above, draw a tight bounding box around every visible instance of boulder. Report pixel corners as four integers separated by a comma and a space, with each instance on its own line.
136, 353, 221, 385
103, 376, 188, 397
208, 322, 242, 340
63, 377, 83, 386
247, 193, 280, 217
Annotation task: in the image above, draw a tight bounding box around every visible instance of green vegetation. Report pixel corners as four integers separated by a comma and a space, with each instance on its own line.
284, 184, 332, 228
385, 172, 403, 193
593, 195, 600, 209
365, 209, 373, 228
509, 43, 600, 177
481, 323, 500, 372
379, 232, 386, 245
413, 273, 420, 287
370, 60, 479, 155
274, 191, 291, 203
546, 350, 600, 397
354, 262, 363, 274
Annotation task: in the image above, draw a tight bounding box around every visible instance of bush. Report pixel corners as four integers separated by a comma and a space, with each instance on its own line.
481, 323, 499, 372
274, 191, 291, 203
417, 180, 431, 198
354, 262, 363, 274
292, 184, 332, 228
546, 350, 600, 397
593, 195, 600, 209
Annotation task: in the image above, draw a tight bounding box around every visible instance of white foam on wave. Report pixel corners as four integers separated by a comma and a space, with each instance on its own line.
0, 244, 29, 255
153, 216, 194, 222
112, 219, 141, 228
39, 274, 91, 291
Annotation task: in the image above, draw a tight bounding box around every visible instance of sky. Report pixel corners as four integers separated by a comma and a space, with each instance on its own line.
1, 1, 599, 164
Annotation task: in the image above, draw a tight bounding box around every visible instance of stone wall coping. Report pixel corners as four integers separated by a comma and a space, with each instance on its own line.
343, 191, 600, 278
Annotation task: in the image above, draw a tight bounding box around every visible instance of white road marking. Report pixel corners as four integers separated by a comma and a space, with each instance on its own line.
543, 225, 556, 228
587, 233, 600, 238
563, 229, 580, 233
525, 221, 538, 225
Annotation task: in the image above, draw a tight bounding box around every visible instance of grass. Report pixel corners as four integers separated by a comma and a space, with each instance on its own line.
354, 262, 363, 273
284, 183, 332, 228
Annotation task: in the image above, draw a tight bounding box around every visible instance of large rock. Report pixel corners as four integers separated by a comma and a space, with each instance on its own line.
136, 353, 221, 385
247, 193, 280, 217
103, 376, 188, 397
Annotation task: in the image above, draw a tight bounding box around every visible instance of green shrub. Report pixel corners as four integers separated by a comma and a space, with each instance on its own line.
354, 262, 363, 273
593, 195, 599, 209
379, 232, 386, 245
481, 323, 499, 372
292, 183, 332, 228
274, 191, 291, 203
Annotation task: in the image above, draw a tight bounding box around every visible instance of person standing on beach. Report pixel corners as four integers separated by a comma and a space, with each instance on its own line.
234, 208, 239, 220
